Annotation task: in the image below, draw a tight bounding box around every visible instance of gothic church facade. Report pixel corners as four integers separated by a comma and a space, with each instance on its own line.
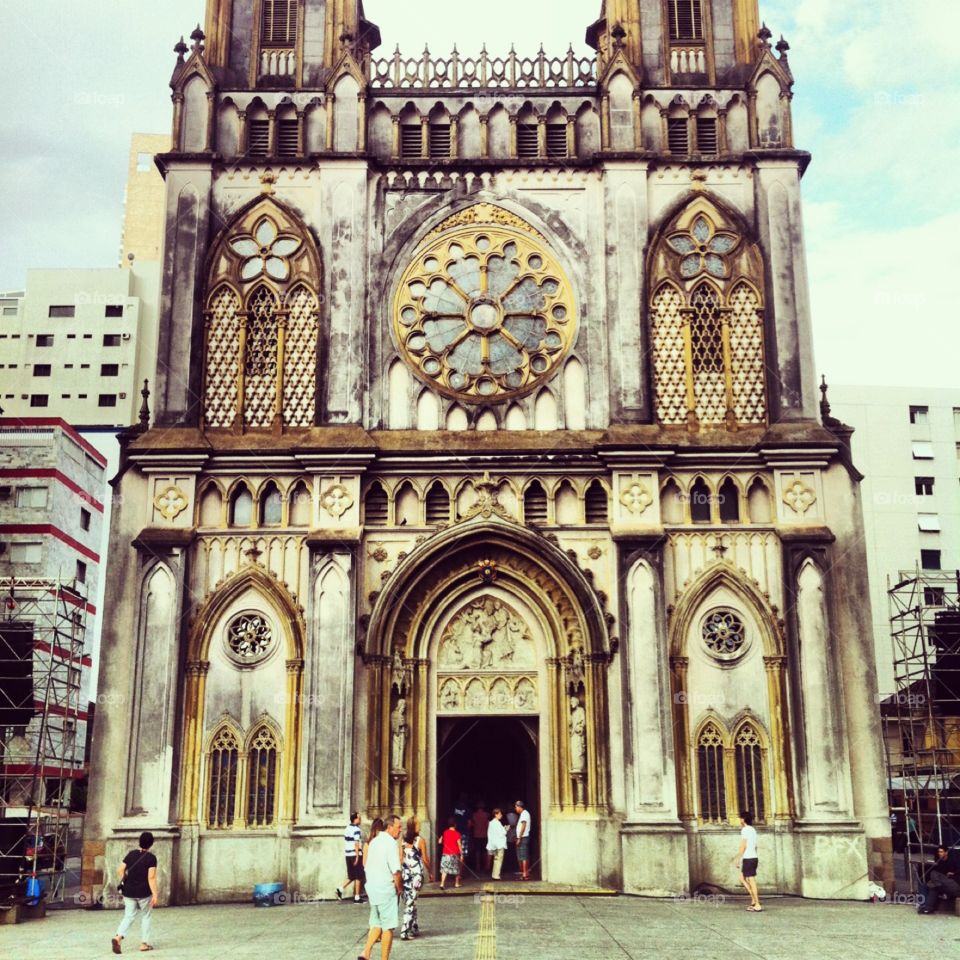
85, 0, 892, 902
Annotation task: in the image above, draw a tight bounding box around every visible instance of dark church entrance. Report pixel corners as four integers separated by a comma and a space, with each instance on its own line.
436, 716, 539, 880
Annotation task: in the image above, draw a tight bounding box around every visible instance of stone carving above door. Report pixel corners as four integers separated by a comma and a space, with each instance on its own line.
437, 597, 536, 671
436, 597, 539, 715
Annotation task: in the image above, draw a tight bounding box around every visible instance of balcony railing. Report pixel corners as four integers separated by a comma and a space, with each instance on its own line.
669, 45, 707, 75
260, 47, 296, 78
368, 45, 597, 91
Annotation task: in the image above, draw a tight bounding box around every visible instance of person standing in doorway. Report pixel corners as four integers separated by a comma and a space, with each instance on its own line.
338, 812, 366, 903
439, 817, 464, 890
732, 811, 762, 912
504, 804, 519, 874
399, 816, 429, 940
111, 831, 158, 955
470, 802, 490, 872
514, 800, 532, 880
358, 814, 402, 960
453, 793, 470, 866
486, 808, 508, 880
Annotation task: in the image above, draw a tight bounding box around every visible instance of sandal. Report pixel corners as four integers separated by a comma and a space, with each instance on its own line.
746, 905, 763, 912
112, 938, 122, 955
140, 946, 155, 952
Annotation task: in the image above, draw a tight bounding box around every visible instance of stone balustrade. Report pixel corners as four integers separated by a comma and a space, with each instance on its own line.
260, 47, 296, 78
369, 45, 597, 90
670, 45, 707, 75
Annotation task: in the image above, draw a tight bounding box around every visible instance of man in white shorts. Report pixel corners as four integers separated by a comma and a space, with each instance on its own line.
358, 814, 402, 959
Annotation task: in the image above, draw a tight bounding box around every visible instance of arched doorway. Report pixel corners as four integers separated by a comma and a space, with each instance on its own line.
436, 716, 539, 878
362, 518, 614, 886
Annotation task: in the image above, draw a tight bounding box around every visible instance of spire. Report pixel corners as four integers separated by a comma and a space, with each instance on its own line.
819, 375, 831, 423
137, 379, 151, 432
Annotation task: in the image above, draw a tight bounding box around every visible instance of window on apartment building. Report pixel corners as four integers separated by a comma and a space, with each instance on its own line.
10, 542, 42, 563
924, 586, 946, 606
76, 560, 87, 584
15, 487, 48, 508
78, 394, 87, 399
82, 334, 92, 340
36, 334, 53, 347
103, 334, 121, 347
48, 305, 75, 318
32, 364, 52, 377
136, 152, 153, 172
98, 394, 117, 408
667, 0, 704, 41
915, 477, 935, 496
100, 363, 119, 377
0, 299, 18, 316
921, 549, 942, 570
80, 507, 92, 531
909, 405, 929, 425
104, 304, 123, 319
81, 363, 90, 369
29, 394, 48, 408
61, 394, 71, 399
912, 442, 934, 460
918, 514, 942, 532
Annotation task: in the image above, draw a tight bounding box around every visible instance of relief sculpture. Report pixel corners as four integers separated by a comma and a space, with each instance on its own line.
437, 597, 535, 671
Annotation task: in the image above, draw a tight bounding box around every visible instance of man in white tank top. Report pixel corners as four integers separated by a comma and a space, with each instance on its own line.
732, 810, 762, 911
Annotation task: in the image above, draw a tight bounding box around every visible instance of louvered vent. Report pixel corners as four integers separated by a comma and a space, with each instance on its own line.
517, 123, 539, 159
364, 484, 389, 525
401, 124, 424, 158
546, 123, 568, 159
425, 484, 451, 524
667, 118, 689, 155
524, 482, 548, 524
584, 481, 609, 525
696, 117, 718, 156
668, 0, 704, 41
261, 0, 297, 46
248, 120, 270, 158
429, 125, 452, 159
277, 119, 299, 157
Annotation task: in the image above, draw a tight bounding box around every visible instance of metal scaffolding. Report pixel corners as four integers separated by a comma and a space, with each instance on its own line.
887, 567, 960, 892
0, 576, 87, 905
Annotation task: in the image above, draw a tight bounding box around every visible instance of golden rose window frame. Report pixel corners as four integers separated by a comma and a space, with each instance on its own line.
393, 206, 578, 403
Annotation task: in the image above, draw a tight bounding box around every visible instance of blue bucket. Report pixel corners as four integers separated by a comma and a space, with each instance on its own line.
252, 882, 284, 907
25, 876, 45, 906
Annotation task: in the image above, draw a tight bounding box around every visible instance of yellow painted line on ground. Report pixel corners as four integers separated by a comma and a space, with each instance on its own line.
474, 883, 497, 960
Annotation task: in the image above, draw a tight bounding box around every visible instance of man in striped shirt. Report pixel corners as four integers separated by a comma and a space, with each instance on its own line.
337, 812, 366, 903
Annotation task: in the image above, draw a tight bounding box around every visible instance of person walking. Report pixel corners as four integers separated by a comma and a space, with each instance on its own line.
486, 808, 508, 880
358, 814, 403, 960
399, 816, 429, 940
470, 802, 490, 872
732, 811, 762, 912
438, 817, 464, 890
338, 812, 366, 903
514, 800, 532, 880
111, 831, 159, 954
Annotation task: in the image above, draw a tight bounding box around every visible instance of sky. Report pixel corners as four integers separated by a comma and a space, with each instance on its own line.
0, 0, 956, 387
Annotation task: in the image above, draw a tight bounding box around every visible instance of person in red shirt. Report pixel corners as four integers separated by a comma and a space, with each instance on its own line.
438, 817, 463, 890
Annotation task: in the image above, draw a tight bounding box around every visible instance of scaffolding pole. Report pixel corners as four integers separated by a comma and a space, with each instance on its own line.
887, 566, 960, 893
0, 576, 87, 905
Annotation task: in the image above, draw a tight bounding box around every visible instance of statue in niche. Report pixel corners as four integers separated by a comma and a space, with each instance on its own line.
391, 697, 408, 772
438, 597, 534, 670
566, 637, 585, 693
391, 649, 409, 695
569, 695, 587, 773
514, 679, 535, 711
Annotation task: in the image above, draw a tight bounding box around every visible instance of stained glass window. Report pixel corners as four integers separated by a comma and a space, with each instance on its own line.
697, 723, 727, 823
207, 727, 239, 828
247, 726, 279, 827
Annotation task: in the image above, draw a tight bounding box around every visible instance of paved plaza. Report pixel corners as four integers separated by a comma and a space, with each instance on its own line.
3, 893, 959, 960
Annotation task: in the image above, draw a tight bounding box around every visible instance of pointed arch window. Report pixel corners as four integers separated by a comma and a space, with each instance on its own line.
524, 480, 548, 524
584, 479, 609, 525
246, 725, 279, 827
229, 485, 254, 527
203, 202, 321, 432
259, 481, 283, 526
260, 0, 298, 46
364, 482, 389, 526
734, 723, 766, 823
696, 722, 727, 824
207, 726, 239, 829
649, 206, 767, 430
425, 481, 451, 525
717, 477, 740, 523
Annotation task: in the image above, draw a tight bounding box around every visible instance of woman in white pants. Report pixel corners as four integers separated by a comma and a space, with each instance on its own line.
486, 808, 509, 880
112, 831, 159, 954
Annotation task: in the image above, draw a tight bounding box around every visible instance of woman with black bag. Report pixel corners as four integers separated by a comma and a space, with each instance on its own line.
111, 831, 159, 954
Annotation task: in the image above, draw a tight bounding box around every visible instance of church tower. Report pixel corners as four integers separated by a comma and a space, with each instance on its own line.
84, 0, 891, 903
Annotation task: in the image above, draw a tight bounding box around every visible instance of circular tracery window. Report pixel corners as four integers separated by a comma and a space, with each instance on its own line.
225, 613, 274, 664
393, 221, 577, 402
701, 609, 747, 660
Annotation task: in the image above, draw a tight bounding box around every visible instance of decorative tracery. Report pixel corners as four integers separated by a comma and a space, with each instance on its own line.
203, 199, 321, 431
649, 200, 767, 430
393, 205, 577, 402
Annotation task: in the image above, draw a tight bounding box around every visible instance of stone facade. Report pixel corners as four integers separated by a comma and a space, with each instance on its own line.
84, 0, 892, 904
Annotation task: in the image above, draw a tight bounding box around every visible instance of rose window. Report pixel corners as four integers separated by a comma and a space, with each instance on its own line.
667, 214, 739, 280
226, 613, 274, 663
393, 222, 577, 401
701, 609, 747, 659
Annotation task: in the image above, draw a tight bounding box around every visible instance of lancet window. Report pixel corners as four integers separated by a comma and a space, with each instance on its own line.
203, 199, 321, 432
649, 201, 767, 430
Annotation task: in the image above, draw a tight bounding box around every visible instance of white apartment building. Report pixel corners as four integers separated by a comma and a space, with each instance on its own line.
0, 265, 160, 429
0, 418, 106, 808
830, 386, 960, 695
